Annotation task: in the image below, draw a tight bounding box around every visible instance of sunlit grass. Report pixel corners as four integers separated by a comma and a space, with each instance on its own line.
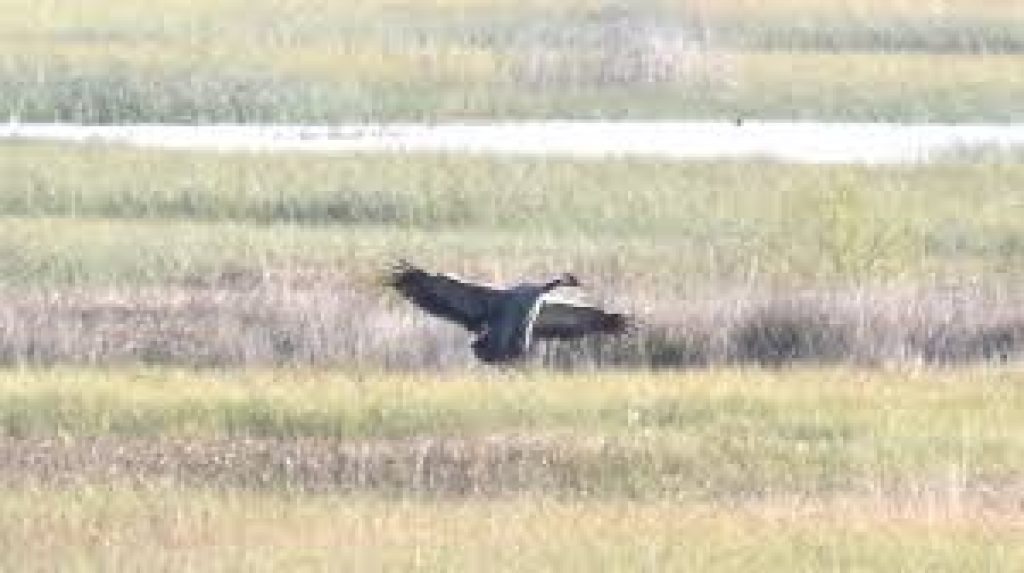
0, 366, 1020, 568
1, 144, 1022, 286
0, 366, 1016, 435
1, 367, 1021, 468
0, 212, 1001, 289
4, 142, 1021, 231
0, 487, 1020, 571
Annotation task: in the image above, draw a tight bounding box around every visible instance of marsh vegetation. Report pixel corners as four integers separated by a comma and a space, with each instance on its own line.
1, 144, 1022, 367
1, 0, 1022, 569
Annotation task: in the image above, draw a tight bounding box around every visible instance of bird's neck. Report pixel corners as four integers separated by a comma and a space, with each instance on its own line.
541, 278, 564, 293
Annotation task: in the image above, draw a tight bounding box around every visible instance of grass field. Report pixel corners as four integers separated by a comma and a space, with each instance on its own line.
1, 0, 1021, 121
1, 142, 1022, 368
2, 0, 1023, 568
1, 143, 1021, 368
0, 367, 1021, 570
2, 142, 1023, 287
2, 490, 1021, 571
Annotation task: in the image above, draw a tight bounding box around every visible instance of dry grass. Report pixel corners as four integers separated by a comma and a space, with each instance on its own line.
1, 146, 1022, 368
0, 364, 1020, 569
0, 487, 1020, 571
0, 362, 1021, 569
1, 144, 1022, 368
0, 281, 1022, 368
1, 431, 1023, 503
0, 367, 1021, 493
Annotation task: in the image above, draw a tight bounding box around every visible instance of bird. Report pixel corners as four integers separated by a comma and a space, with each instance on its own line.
385, 261, 630, 363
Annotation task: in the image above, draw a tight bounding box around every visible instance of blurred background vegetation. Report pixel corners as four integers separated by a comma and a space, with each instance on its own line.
1, 0, 1021, 122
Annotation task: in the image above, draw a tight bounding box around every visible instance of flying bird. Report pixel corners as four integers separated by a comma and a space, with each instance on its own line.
386, 261, 630, 363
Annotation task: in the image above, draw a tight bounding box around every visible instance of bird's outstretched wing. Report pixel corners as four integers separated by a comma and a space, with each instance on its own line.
532, 298, 631, 340
385, 261, 503, 332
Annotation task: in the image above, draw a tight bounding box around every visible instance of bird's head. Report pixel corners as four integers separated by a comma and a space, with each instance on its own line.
540, 272, 582, 293
555, 272, 581, 288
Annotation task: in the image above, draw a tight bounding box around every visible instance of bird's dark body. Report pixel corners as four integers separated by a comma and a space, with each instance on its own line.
471, 332, 512, 363
386, 261, 629, 363
470, 287, 543, 362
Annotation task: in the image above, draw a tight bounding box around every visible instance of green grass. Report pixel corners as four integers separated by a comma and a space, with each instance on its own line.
0, 366, 1021, 570
1, 367, 1021, 480
7, 365, 1022, 440
6, 143, 1024, 232
0, 0, 1021, 122
2, 143, 1022, 287
0, 145, 1020, 369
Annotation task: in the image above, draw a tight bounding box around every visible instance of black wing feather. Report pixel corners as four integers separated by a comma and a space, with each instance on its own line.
385, 261, 502, 332
532, 299, 631, 340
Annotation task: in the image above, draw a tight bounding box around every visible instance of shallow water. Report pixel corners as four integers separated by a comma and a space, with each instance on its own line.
3, 121, 1024, 163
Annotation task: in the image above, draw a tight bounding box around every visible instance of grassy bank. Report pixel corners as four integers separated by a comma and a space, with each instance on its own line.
1, 0, 1021, 122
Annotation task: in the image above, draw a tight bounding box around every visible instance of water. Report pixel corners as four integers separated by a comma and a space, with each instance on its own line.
3, 121, 1024, 163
